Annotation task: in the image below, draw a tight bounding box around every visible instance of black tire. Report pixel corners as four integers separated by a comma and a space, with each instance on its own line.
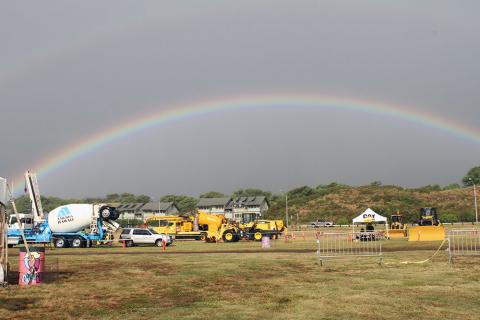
54, 237, 68, 248
71, 236, 84, 248
126, 240, 134, 247
100, 207, 111, 219
222, 230, 236, 242
155, 239, 163, 247
253, 230, 263, 241
99, 206, 119, 220
7, 244, 14, 248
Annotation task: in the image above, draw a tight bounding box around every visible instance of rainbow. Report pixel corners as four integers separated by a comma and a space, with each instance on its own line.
12, 94, 480, 195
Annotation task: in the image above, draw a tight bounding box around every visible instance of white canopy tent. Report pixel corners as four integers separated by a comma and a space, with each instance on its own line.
352, 208, 389, 237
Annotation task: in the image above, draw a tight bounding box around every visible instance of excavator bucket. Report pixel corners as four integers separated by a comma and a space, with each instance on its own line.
388, 229, 407, 239
408, 225, 445, 241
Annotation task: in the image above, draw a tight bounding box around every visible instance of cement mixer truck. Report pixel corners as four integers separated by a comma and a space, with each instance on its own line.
9, 204, 120, 248
8, 172, 120, 248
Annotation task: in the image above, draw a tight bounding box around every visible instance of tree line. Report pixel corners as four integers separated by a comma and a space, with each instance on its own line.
9, 166, 480, 223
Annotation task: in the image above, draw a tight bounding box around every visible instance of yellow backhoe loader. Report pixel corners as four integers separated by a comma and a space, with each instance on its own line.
408, 207, 445, 241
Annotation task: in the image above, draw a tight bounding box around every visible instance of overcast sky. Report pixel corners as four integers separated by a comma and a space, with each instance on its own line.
1, 1, 479, 198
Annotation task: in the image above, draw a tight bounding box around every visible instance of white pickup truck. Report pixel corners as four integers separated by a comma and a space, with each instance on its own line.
120, 228, 173, 247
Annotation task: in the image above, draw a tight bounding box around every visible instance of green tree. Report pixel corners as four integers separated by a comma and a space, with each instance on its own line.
336, 217, 349, 225
443, 183, 461, 190
200, 191, 225, 198
232, 189, 272, 198
160, 195, 198, 213
442, 213, 459, 223
463, 166, 480, 185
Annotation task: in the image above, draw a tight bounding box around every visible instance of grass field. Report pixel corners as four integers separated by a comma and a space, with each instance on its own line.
1, 237, 480, 320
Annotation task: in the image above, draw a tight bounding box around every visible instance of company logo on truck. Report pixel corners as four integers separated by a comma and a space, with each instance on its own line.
57, 207, 74, 224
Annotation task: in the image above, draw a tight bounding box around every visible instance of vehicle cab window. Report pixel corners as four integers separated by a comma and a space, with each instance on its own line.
133, 229, 151, 235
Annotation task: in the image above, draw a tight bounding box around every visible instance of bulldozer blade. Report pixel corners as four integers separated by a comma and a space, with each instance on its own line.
388, 229, 407, 239
408, 226, 445, 241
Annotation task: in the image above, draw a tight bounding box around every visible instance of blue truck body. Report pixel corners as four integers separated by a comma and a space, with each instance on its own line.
8, 217, 109, 247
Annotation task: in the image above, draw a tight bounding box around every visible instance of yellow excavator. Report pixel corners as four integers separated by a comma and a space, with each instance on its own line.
389, 211, 407, 238
408, 207, 445, 241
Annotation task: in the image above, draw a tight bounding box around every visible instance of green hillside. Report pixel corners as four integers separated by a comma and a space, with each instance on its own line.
266, 184, 476, 224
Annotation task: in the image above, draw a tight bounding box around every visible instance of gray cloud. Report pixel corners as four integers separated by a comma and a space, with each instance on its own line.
1, 1, 479, 197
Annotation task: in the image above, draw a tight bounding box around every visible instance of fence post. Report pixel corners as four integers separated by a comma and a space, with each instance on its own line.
316, 239, 322, 266
447, 237, 452, 265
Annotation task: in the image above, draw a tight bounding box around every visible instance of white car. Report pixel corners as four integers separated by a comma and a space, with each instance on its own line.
120, 228, 173, 247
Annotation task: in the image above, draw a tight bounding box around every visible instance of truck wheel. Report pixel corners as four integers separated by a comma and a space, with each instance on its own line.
126, 240, 134, 247
199, 234, 206, 241
71, 237, 84, 248
223, 230, 235, 242
253, 231, 263, 241
100, 206, 112, 219
155, 239, 163, 247
54, 237, 68, 248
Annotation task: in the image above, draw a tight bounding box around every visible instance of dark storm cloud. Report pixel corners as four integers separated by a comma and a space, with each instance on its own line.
1, 1, 479, 197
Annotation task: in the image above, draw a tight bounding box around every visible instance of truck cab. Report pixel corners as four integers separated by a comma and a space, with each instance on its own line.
8, 213, 34, 230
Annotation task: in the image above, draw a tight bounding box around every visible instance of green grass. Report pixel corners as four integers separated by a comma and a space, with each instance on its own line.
1, 239, 480, 319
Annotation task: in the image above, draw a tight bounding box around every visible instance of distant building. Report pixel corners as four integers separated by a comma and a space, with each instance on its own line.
197, 197, 232, 215
227, 196, 270, 221
141, 202, 180, 219
196, 196, 269, 222
116, 203, 145, 220
115, 202, 180, 220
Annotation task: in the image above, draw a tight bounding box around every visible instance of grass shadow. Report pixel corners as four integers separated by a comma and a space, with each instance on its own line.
0, 297, 37, 311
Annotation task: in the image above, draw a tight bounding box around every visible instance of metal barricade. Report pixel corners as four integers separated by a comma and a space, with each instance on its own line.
316, 231, 383, 266
448, 229, 480, 264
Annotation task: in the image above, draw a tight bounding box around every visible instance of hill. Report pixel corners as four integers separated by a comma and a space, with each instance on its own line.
266, 184, 476, 224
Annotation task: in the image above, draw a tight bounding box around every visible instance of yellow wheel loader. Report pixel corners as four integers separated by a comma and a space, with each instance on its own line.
408, 207, 445, 241
240, 219, 286, 241
389, 212, 407, 238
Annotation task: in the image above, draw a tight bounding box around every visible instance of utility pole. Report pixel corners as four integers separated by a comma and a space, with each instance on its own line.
285, 192, 289, 228
469, 178, 478, 223
474, 183, 478, 223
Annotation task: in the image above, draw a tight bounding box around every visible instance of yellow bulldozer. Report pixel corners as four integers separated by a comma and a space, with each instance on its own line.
239, 219, 286, 241
145, 215, 208, 240
389, 211, 407, 238
408, 207, 445, 241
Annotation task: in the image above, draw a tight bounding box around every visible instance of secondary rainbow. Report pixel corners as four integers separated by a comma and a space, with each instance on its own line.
12, 94, 480, 194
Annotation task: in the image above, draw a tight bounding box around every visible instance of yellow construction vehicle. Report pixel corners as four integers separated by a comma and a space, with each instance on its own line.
408, 207, 445, 241
240, 219, 286, 241
197, 211, 241, 242
389, 211, 407, 238
145, 215, 208, 241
